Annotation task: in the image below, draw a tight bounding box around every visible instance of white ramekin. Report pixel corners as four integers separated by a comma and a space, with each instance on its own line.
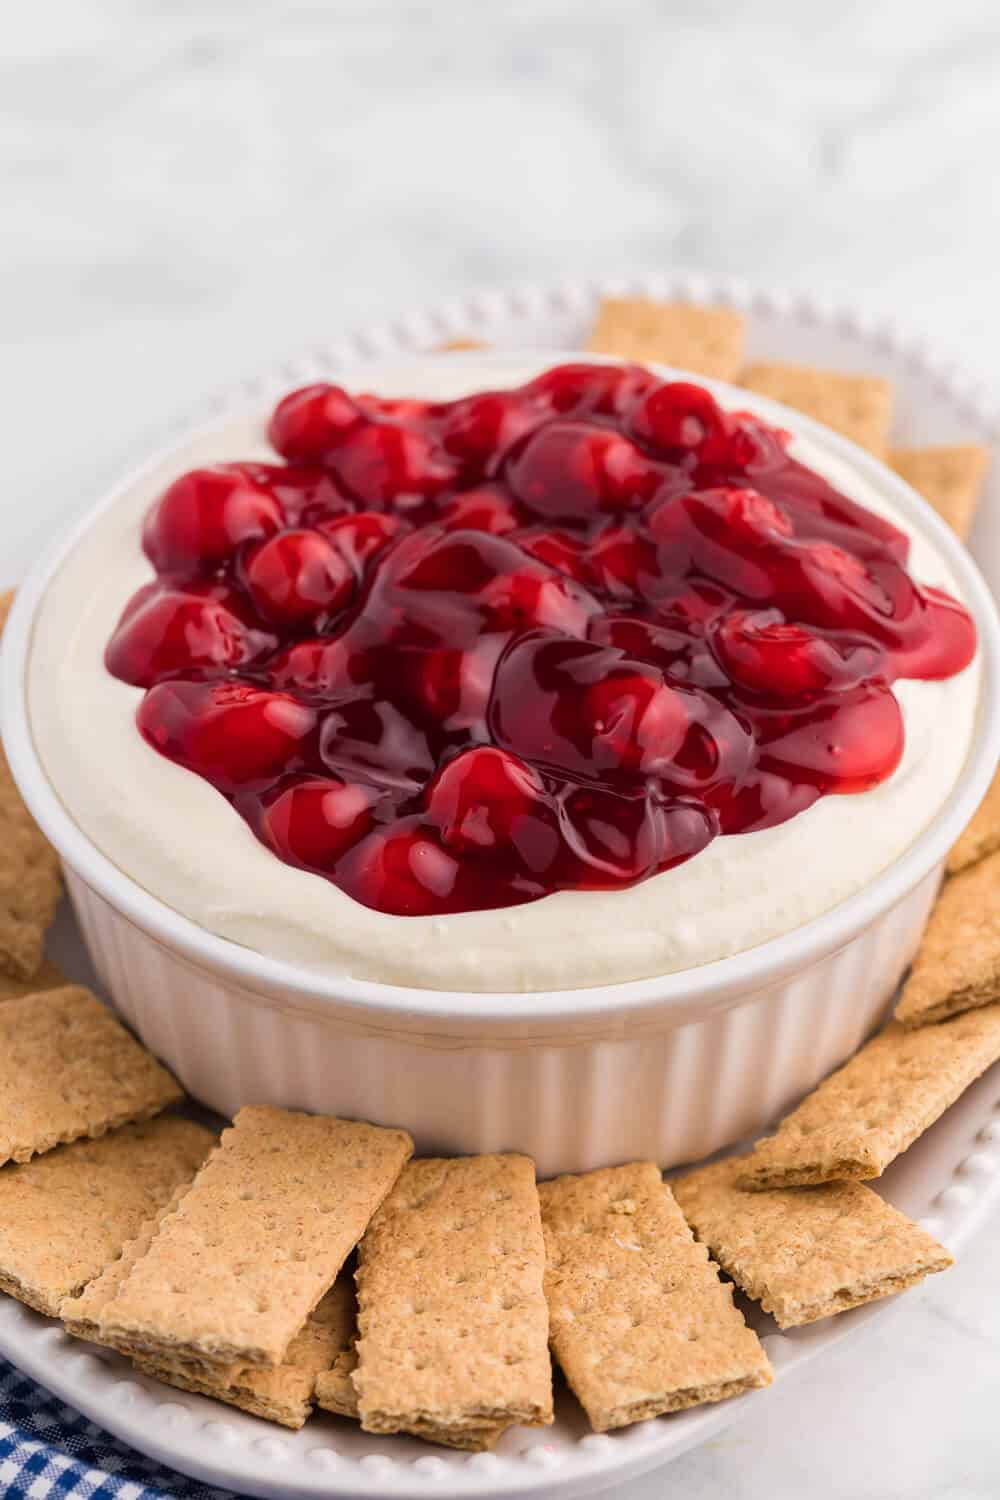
5, 347, 1000, 1177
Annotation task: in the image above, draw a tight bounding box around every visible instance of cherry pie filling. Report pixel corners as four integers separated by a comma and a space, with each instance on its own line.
105, 364, 977, 917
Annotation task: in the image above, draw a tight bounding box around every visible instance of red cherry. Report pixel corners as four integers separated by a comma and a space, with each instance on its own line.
711, 611, 879, 698
268, 635, 359, 700
242, 529, 354, 626
330, 423, 458, 505
558, 786, 666, 881
586, 523, 659, 600
227, 462, 354, 529
630, 381, 731, 463
526, 362, 656, 418
268, 384, 363, 462
424, 746, 545, 853
342, 821, 463, 915
491, 637, 690, 780
506, 422, 654, 520
481, 568, 597, 637
410, 639, 503, 728
581, 670, 690, 775
105, 581, 275, 687
143, 467, 285, 572
138, 680, 316, 792
259, 775, 377, 870
759, 684, 904, 794
317, 511, 410, 572
514, 528, 590, 583
435, 487, 520, 535
439, 393, 537, 464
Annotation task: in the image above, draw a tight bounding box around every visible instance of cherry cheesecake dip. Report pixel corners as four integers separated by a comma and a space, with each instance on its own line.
28, 357, 981, 992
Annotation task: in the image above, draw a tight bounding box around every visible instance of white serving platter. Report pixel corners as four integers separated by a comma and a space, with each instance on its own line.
3, 272, 999, 1500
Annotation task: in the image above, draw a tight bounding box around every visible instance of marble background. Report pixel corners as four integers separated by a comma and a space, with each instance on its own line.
6, 1, 1000, 1495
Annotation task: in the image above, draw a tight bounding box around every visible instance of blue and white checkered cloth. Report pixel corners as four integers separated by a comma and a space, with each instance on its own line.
0, 1359, 238, 1500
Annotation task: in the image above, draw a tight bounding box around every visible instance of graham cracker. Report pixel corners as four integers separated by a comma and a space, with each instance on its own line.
948, 765, 1000, 875
896, 852, 1000, 1026
0, 1116, 213, 1316
353, 1154, 553, 1450
0, 958, 67, 1003
313, 1277, 360, 1419
63, 1186, 193, 1347
97, 1106, 412, 1368
890, 444, 989, 540
586, 299, 745, 381
0, 741, 62, 981
672, 1156, 951, 1328
134, 1278, 359, 1430
0, 581, 61, 977
738, 361, 893, 455
538, 1162, 771, 1432
739, 1007, 1000, 1189
0, 985, 182, 1166
435, 338, 489, 352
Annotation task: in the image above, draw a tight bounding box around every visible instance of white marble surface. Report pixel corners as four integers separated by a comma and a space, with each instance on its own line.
6, 2, 1000, 1495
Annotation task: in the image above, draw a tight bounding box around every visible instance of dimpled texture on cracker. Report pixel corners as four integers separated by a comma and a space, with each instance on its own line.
949, 765, 1000, 875
890, 444, 989, 540
896, 852, 1000, 1026
739, 361, 893, 455
97, 1106, 412, 1368
740, 1008, 1000, 1189
672, 1156, 951, 1328
0, 1116, 213, 1316
0, 985, 183, 1166
353, 1154, 553, 1449
135, 1278, 359, 1430
586, 299, 745, 381
539, 1163, 770, 1432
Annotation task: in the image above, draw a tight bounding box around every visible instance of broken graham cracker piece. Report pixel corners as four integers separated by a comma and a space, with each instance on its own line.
0, 957, 67, 1003
313, 1277, 360, 1420
0, 1116, 213, 1316
97, 1106, 412, 1368
890, 444, 989, 540
948, 765, 1000, 875
739, 361, 893, 455
353, 1154, 553, 1450
740, 1007, 1000, 1190
896, 851, 1000, 1026
586, 298, 745, 382
0, 985, 182, 1166
62, 1183, 195, 1347
672, 1156, 951, 1328
134, 1278, 359, 1430
539, 1162, 770, 1433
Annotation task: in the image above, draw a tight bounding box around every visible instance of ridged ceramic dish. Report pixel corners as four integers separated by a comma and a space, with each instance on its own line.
2, 273, 1000, 1497
3, 282, 1000, 1177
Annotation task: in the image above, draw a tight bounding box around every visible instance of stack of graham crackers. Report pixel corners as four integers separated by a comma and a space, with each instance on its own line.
1, 304, 999, 1450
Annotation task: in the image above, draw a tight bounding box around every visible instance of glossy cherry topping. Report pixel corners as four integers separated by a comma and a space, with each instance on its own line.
106, 364, 977, 916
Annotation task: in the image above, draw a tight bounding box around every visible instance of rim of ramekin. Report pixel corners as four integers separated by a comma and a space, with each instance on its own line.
4, 346, 1000, 1033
